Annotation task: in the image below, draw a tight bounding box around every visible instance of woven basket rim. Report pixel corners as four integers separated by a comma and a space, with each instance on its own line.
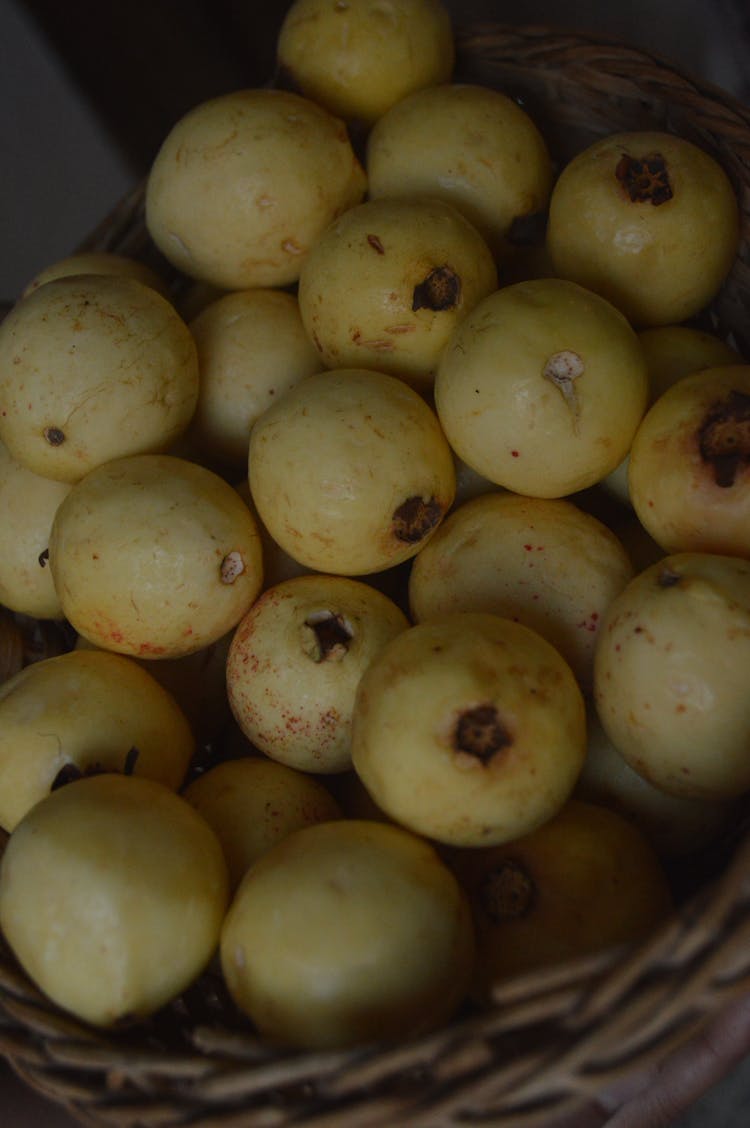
3, 20, 750, 1128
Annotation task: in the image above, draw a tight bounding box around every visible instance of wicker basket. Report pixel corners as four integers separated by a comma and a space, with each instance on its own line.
2, 23, 750, 1128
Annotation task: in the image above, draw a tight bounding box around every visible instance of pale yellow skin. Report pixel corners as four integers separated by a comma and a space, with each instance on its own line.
145, 88, 366, 291
0, 648, 195, 832
577, 706, 735, 859
183, 757, 343, 892
351, 612, 587, 847
297, 197, 497, 390
546, 130, 740, 327
628, 365, 750, 556
0, 774, 229, 1027
248, 368, 456, 574
49, 454, 264, 658
434, 278, 649, 497
226, 573, 410, 773
409, 492, 634, 692
22, 251, 169, 298
601, 325, 741, 508
188, 289, 323, 470
0, 274, 199, 483
593, 552, 750, 800
449, 798, 672, 998
0, 439, 70, 619
276, 0, 455, 125
638, 325, 742, 402
220, 819, 474, 1050
366, 82, 553, 257
77, 630, 233, 749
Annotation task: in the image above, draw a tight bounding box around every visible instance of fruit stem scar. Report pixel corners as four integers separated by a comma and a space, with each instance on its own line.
453, 703, 512, 764
543, 350, 584, 428
220, 551, 245, 584
480, 859, 536, 920
303, 610, 353, 662
44, 426, 66, 445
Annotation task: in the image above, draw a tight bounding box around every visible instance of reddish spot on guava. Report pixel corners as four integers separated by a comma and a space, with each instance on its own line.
138, 642, 167, 656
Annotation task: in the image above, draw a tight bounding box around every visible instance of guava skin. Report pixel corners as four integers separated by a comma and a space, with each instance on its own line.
408, 491, 634, 693
220, 818, 474, 1050
351, 612, 587, 847
593, 552, 750, 800
628, 365, 750, 557
277, 0, 455, 126
448, 798, 673, 998
226, 573, 409, 772
0, 774, 229, 1027
434, 278, 648, 497
248, 368, 456, 575
546, 131, 740, 327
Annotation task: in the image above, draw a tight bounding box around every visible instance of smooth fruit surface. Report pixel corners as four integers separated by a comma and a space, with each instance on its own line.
0, 774, 229, 1027
434, 278, 648, 496
220, 818, 474, 1049
594, 552, 750, 800
351, 612, 587, 846
49, 454, 263, 658
546, 130, 740, 326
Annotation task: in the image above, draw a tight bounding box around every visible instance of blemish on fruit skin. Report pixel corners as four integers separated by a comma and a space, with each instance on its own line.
367, 234, 385, 254
221, 551, 245, 584
577, 611, 600, 633
511, 450, 520, 458
137, 641, 167, 656
44, 426, 65, 446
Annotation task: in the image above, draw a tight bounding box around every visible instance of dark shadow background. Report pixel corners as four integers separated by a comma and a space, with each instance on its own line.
16, 0, 750, 175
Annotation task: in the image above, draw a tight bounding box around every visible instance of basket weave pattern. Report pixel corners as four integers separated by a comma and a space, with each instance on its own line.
2, 24, 750, 1127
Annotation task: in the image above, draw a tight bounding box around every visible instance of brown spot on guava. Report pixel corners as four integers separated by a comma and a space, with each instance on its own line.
480, 859, 536, 921
412, 266, 461, 312
697, 390, 750, 487
44, 426, 65, 446
367, 234, 385, 254
392, 495, 443, 543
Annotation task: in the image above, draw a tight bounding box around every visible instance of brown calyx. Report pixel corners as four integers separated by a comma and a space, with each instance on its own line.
480, 859, 536, 921
304, 611, 352, 662
697, 390, 750, 487
453, 703, 512, 764
412, 266, 461, 312
615, 152, 673, 205
43, 426, 65, 446
392, 496, 443, 543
